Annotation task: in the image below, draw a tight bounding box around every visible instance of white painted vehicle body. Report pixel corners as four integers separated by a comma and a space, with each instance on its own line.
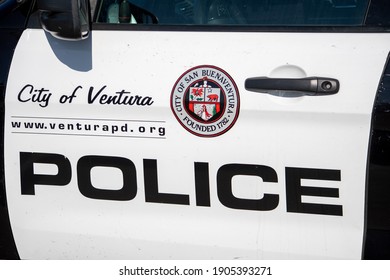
1, 0, 390, 259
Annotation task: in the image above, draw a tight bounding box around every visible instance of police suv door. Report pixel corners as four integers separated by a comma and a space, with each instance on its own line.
4, 0, 390, 259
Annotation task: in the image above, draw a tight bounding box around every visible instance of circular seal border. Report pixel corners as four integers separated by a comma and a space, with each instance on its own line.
171, 65, 240, 137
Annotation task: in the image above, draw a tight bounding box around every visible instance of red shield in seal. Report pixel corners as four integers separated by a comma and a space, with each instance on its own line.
187, 78, 222, 122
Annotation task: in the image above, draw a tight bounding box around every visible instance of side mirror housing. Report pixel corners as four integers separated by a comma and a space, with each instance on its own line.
37, 0, 90, 41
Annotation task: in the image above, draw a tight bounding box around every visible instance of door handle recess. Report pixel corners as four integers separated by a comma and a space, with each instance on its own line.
245, 77, 339, 95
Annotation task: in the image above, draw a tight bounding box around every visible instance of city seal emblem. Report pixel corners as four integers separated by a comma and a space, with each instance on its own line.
171, 65, 240, 137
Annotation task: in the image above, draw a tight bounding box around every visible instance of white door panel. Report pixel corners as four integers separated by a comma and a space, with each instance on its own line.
5, 28, 390, 259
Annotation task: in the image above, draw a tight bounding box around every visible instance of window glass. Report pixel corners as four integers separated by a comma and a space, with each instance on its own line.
94, 0, 369, 26
0, 0, 30, 28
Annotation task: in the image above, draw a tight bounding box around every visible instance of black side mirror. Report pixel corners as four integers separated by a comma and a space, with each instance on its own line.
37, 0, 90, 41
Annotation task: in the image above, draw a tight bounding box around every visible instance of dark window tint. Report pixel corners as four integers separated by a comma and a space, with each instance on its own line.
94, 0, 369, 26
0, 0, 31, 28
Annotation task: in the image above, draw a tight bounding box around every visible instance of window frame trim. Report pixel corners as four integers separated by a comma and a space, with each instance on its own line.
91, 23, 390, 33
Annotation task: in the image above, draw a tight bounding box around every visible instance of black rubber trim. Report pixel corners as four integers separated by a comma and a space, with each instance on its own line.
364, 53, 390, 259
90, 23, 390, 33
365, 0, 390, 27
0, 0, 35, 260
